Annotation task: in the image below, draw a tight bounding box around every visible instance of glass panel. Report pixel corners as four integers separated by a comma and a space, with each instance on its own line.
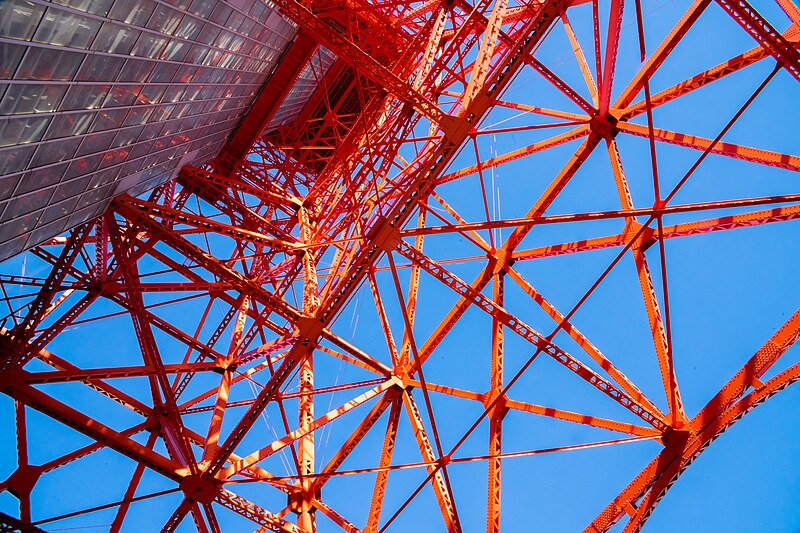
66, 204, 98, 228
0, 116, 51, 146
30, 137, 81, 167
209, 2, 232, 25
17, 164, 62, 194
0, 174, 21, 200
174, 17, 203, 40
174, 64, 197, 83
62, 84, 109, 110
0, 0, 46, 41
51, 0, 114, 17
28, 217, 70, 247
52, 175, 90, 202
250, 1, 266, 19
0, 145, 35, 174
89, 166, 119, 188
110, 125, 143, 147
162, 86, 184, 102
214, 30, 234, 49
196, 24, 220, 45
88, 108, 127, 132
151, 136, 168, 151
131, 33, 168, 58
239, 18, 255, 36
147, 104, 171, 122
91, 167, 119, 191
0, 211, 41, 239
0, 43, 26, 79
161, 40, 190, 61
40, 197, 78, 225
182, 85, 201, 100
75, 54, 125, 82
138, 84, 165, 105
118, 59, 155, 82
226, 11, 245, 32
0, 233, 29, 261
164, 0, 191, 9
188, 0, 215, 18
4, 188, 54, 218
185, 43, 208, 63
92, 22, 140, 55
98, 148, 127, 169
126, 142, 150, 161
44, 111, 96, 139
172, 102, 192, 118
179, 115, 198, 131
138, 123, 161, 141
193, 66, 214, 83
122, 106, 153, 126
118, 148, 146, 173
217, 53, 237, 69
160, 118, 181, 135
0, 84, 68, 115
201, 49, 222, 67
33, 8, 102, 49
76, 130, 116, 156
108, 0, 155, 26
147, 4, 183, 34
148, 62, 179, 83
78, 185, 113, 209
16, 47, 85, 81
63, 152, 102, 179
104, 85, 141, 107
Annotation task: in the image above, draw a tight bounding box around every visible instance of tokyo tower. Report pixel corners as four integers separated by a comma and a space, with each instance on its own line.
0, 0, 799, 531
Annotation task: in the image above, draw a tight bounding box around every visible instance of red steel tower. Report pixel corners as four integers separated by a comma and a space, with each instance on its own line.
0, 0, 799, 531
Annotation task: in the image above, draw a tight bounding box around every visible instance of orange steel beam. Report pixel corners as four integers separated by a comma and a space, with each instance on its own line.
272, 0, 448, 128
486, 273, 504, 533
620, 24, 800, 120
402, 389, 462, 532
511, 201, 800, 261
215, 32, 319, 177
396, 241, 667, 429
364, 394, 402, 532
713, 0, 800, 81
617, 121, 800, 171
586, 310, 800, 532
2, 1, 799, 531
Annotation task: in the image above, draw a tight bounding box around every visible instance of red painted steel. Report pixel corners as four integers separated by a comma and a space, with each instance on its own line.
1, 0, 799, 531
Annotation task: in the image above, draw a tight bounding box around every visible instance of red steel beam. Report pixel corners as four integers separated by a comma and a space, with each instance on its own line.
214, 32, 319, 176
714, 0, 800, 82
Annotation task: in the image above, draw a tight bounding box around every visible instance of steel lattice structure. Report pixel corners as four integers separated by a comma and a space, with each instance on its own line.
1, 0, 800, 531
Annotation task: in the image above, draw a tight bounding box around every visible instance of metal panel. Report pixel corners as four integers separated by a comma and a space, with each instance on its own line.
0, 0, 299, 260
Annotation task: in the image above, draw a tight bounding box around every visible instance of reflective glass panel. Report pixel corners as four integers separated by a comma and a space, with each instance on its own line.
44, 111, 96, 139
148, 4, 183, 34
0, 43, 27, 79
30, 137, 81, 167
107, 0, 155, 25
0, 115, 51, 146
92, 22, 140, 54
0, 0, 46, 41
131, 33, 168, 58
17, 47, 85, 81
51, 0, 115, 16
0, 84, 68, 114
62, 84, 110, 110
33, 8, 102, 49
76, 54, 126, 82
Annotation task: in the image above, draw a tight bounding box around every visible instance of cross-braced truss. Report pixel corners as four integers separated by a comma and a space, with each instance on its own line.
1, 0, 800, 531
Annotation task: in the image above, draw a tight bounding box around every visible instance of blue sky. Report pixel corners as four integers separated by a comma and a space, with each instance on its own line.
1, 0, 800, 531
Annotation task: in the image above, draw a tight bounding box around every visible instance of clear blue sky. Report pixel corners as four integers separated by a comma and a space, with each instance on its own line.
1, 0, 800, 531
